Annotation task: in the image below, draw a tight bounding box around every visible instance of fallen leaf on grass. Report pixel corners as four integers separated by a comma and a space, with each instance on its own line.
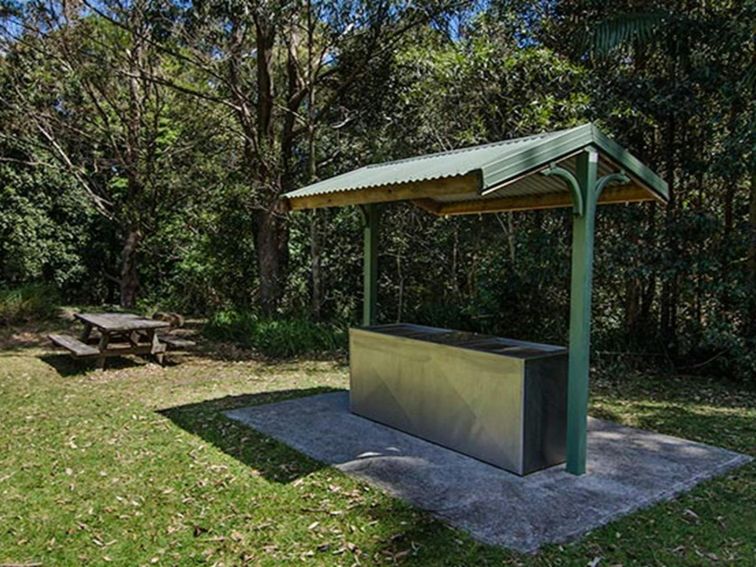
682, 508, 700, 524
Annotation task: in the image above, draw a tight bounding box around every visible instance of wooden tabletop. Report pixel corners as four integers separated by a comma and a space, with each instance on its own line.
75, 313, 170, 332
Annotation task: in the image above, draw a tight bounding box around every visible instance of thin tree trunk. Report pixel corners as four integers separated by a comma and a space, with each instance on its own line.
396, 253, 404, 323
625, 276, 642, 333
660, 115, 678, 354
640, 194, 658, 335
451, 225, 459, 299
120, 228, 141, 308
507, 213, 516, 266
722, 102, 741, 311
310, 210, 323, 319
748, 171, 756, 336
304, 1, 324, 320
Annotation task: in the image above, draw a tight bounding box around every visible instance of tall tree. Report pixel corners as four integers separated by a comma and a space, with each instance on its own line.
579, 2, 755, 348
145, 0, 466, 314
537, 0, 755, 370
0, 0, 221, 306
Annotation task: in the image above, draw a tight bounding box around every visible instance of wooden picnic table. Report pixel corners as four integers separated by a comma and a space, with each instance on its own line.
50, 312, 179, 369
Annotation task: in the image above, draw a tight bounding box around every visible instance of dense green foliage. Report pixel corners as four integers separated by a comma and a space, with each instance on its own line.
0, 1, 753, 380
205, 310, 346, 358
0, 283, 59, 324
0, 164, 105, 295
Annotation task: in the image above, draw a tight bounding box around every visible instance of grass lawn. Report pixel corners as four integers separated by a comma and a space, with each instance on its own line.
0, 317, 754, 566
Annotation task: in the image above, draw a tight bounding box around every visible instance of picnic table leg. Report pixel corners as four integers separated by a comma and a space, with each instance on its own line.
80, 323, 93, 343
96, 333, 110, 370
148, 330, 166, 366
128, 331, 140, 346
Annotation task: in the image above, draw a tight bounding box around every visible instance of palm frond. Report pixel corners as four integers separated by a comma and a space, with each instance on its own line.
587, 11, 668, 56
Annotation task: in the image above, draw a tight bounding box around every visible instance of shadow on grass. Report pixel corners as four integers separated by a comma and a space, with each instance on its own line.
627, 403, 755, 453
158, 387, 511, 562
187, 338, 349, 367
38, 353, 169, 376
0, 322, 65, 351
159, 387, 339, 484
589, 405, 622, 423
595, 402, 755, 449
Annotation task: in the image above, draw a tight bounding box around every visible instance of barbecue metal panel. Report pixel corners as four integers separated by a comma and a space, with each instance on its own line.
349, 324, 568, 475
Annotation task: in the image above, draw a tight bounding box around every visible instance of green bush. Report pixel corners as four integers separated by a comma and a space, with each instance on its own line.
204, 310, 347, 358
0, 283, 60, 325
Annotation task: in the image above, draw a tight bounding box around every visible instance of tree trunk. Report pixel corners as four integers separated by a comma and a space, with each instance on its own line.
304, 5, 323, 320
748, 171, 756, 336
660, 115, 678, 355
253, 207, 289, 316
625, 276, 642, 334
310, 210, 323, 319
120, 228, 141, 308
721, 102, 742, 311
639, 202, 658, 335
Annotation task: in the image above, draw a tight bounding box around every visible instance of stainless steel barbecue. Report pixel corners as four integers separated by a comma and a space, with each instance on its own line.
349, 323, 568, 475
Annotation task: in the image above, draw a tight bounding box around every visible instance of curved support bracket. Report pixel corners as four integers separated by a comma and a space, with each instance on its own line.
358, 203, 381, 227
358, 204, 368, 227
594, 171, 630, 200
542, 164, 584, 217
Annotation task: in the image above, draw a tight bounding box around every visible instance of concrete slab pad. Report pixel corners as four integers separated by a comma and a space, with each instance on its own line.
226, 392, 751, 553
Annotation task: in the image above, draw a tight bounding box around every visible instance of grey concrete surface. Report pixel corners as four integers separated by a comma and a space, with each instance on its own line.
226, 392, 751, 554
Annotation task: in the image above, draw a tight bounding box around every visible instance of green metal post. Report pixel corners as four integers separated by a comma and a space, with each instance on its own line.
566, 149, 599, 475
362, 204, 379, 326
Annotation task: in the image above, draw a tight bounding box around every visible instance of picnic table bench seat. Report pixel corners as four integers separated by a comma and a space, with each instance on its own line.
48, 334, 100, 358
159, 335, 196, 349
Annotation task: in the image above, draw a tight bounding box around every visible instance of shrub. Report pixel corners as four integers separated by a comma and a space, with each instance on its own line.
696, 325, 756, 385
204, 310, 346, 358
0, 283, 60, 325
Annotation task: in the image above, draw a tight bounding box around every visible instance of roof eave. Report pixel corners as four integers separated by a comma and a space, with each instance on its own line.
589, 124, 669, 202
286, 172, 482, 211
282, 123, 669, 211
479, 123, 668, 203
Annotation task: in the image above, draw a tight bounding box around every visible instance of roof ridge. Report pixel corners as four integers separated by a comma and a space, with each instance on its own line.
362, 125, 585, 170
475, 123, 594, 182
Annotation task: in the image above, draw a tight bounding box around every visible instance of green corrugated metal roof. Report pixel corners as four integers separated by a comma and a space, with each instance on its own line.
283, 123, 668, 206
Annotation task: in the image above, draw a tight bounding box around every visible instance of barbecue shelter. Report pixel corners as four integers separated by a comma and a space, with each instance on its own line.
281, 123, 668, 475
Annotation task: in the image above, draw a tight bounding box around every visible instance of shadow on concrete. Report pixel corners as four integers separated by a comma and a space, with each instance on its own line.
158, 387, 340, 484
